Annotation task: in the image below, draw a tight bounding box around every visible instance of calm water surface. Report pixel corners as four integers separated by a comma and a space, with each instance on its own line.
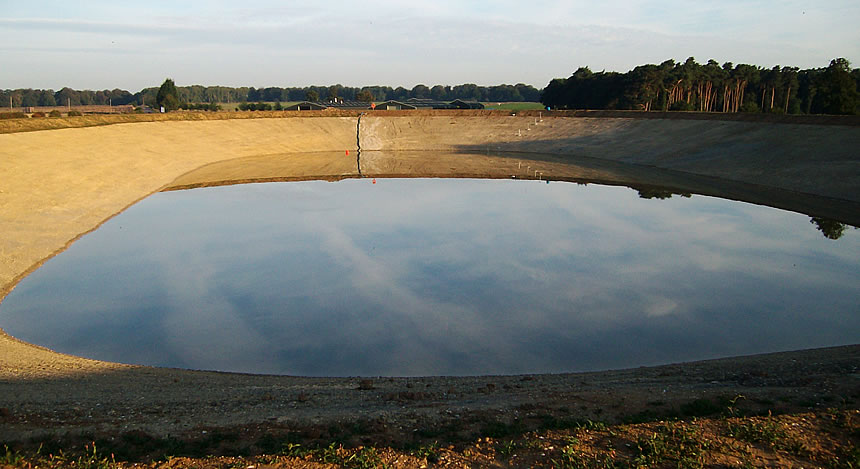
1, 178, 858, 376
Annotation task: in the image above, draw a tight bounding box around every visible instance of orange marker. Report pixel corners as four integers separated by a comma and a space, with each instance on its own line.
346, 150, 349, 156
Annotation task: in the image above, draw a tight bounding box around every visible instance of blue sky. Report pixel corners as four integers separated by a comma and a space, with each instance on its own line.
2, 0, 858, 91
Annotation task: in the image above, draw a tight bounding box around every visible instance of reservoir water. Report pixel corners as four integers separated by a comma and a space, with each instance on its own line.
1, 178, 858, 376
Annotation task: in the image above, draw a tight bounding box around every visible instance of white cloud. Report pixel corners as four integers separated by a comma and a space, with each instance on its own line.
2, 1, 857, 90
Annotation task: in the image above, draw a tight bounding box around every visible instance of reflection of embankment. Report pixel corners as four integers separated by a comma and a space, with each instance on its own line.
163, 151, 361, 191
163, 150, 860, 228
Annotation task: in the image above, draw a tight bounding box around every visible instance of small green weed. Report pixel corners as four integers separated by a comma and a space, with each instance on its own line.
45, 442, 115, 469
340, 446, 384, 469
281, 442, 385, 469
496, 439, 518, 459
726, 394, 746, 417
319, 442, 340, 463
552, 444, 618, 469
281, 442, 315, 459
411, 440, 440, 463
726, 418, 787, 447
580, 420, 609, 432
2, 445, 26, 466
634, 422, 709, 469
841, 444, 860, 469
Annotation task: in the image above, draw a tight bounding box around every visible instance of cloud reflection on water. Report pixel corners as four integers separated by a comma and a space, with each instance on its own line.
1, 178, 858, 376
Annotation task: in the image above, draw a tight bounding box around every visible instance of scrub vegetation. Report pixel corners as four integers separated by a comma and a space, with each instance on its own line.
2, 409, 857, 468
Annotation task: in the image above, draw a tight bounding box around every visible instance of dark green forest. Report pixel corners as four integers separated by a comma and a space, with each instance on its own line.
541, 57, 860, 115
0, 83, 541, 108
4, 57, 858, 115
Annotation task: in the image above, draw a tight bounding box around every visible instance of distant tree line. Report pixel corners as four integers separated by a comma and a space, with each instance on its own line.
542, 57, 859, 115
0, 87, 137, 107
1, 83, 541, 109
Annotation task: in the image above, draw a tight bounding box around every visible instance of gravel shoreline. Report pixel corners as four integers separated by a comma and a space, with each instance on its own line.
2, 343, 858, 444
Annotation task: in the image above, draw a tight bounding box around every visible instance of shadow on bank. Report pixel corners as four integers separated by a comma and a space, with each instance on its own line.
161, 150, 860, 238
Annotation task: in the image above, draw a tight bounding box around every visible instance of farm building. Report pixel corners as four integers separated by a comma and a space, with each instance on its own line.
448, 99, 485, 109
283, 101, 328, 111
323, 99, 372, 110
372, 100, 416, 110
405, 98, 451, 109
285, 99, 371, 110
402, 98, 485, 109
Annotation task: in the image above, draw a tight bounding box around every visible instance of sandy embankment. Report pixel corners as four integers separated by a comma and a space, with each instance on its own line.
359, 115, 860, 202
1, 113, 859, 440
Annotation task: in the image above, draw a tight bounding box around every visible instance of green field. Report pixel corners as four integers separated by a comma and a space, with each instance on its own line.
482, 101, 546, 110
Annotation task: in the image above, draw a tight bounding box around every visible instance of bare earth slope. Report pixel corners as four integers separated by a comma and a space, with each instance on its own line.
1, 113, 858, 450
360, 115, 860, 201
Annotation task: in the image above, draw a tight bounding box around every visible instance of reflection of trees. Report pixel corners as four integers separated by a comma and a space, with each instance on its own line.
810, 217, 847, 240
632, 186, 692, 200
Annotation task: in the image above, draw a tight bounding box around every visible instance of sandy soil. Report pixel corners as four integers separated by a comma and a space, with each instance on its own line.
1, 114, 858, 448
359, 115, 860, 202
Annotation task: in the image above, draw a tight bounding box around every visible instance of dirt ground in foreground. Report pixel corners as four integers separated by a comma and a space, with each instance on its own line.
1, 345, 858, 467
1, 115, 858, 466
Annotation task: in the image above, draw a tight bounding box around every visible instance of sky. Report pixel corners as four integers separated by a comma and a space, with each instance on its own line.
2, 0, 859, 92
